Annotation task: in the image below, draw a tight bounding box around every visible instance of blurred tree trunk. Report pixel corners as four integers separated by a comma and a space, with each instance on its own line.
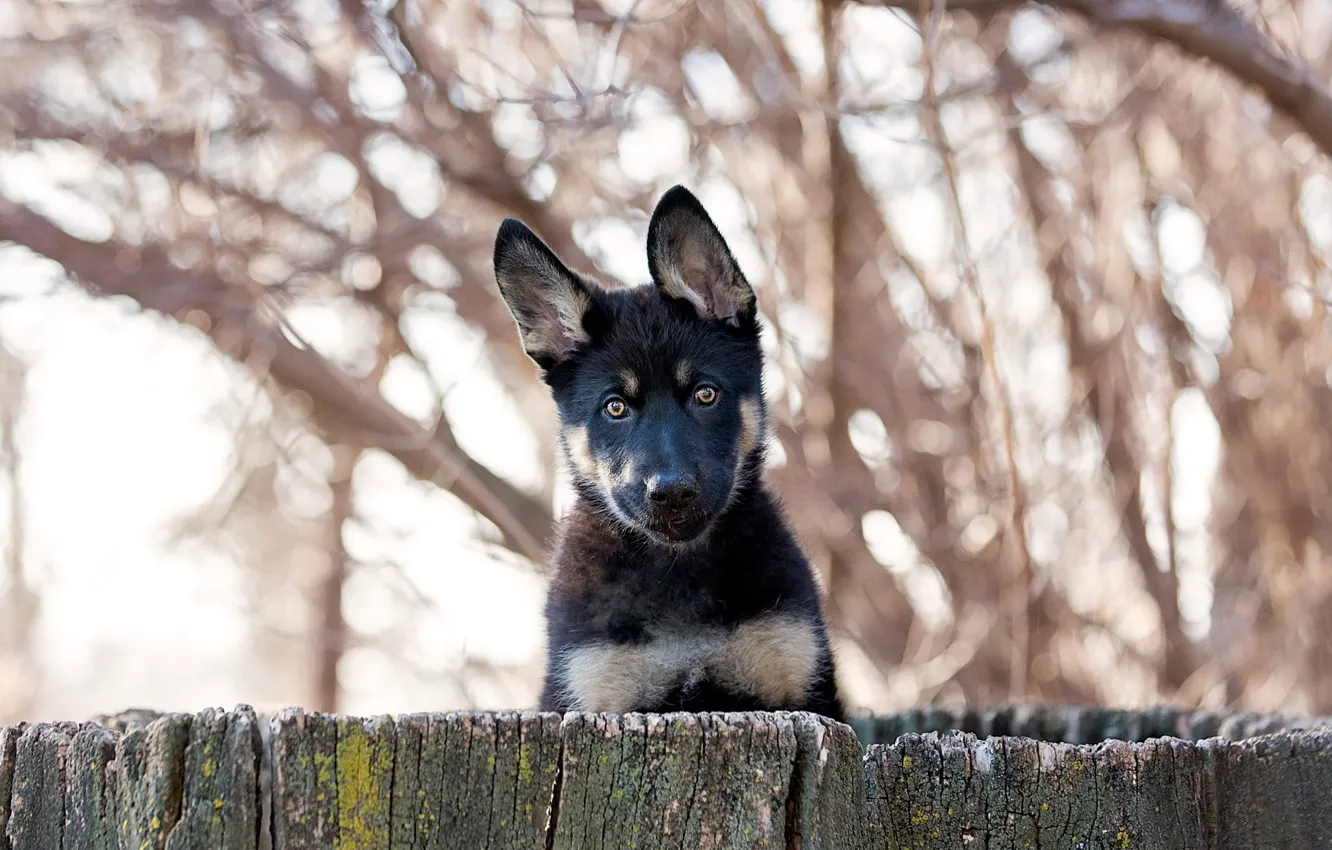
313, 444, 358, 713
0, 348, 37, 723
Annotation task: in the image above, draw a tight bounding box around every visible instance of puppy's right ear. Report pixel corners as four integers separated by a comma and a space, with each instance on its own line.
647, 185, 755, 328
493, 219, 598, 369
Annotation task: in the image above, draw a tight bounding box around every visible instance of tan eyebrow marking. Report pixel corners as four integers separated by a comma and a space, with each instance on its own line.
619, 370, 639, 396
675, 360, 692, 387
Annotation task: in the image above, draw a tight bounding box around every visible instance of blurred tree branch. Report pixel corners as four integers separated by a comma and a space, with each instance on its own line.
868, 0, 1332, 156
0, 200, 553, 563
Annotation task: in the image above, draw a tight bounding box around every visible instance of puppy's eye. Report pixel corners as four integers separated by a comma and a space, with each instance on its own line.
604, 397, 629, 419
693, 385, 718, 406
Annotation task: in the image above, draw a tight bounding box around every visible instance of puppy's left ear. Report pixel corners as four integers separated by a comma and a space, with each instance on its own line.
494, 218, 600, 370
646, 185, 756, 326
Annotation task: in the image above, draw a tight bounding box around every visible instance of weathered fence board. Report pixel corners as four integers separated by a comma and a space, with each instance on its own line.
9, 722, 72, 849
63, 725, 116, 850
0, 724, 17, 850
3, 704, 1330, 849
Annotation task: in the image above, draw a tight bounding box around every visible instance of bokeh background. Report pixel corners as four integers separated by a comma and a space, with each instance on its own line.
2, 0, 1331, 724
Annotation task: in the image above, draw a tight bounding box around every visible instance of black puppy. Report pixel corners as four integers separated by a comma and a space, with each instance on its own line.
493, 186, 845, 722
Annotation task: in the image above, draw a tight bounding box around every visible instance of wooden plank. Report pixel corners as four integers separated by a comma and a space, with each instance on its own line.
64, 725, 117, 850
270, 709, 338, 850
423, 710, 562, 848
165, 708, 228, 850
551, 711, 801, 850
218, 706, 261, 850
0, 723, 24, 850
163, 705, 262, 850
110, 712, 190, 850
787, 712, 870, 849
8, 723, 75, 850
388, 713, 425, 850
486, 710, 562, 848
333, 713, 395, 850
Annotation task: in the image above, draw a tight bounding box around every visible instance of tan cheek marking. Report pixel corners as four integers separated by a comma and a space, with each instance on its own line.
609, 456, 636, 488
591, 446, 632, 491
737, 394, 763, 458
568, 427, 634, 492
619, 370, 639, 397
563, 425, 595, 479
708, 614, 820, 707
675, 360, 692, 387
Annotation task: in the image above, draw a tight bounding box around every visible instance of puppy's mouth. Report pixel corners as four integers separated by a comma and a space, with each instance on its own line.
641, 506, 713, 544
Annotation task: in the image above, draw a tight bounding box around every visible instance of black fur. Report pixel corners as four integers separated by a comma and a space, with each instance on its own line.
493, 185, 846, 722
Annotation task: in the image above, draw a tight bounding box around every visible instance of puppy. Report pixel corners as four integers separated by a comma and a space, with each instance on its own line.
493, 186, 845, 722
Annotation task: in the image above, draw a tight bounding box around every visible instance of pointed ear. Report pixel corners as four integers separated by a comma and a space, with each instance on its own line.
646, 185, 756, 326
493, 218, 598, 368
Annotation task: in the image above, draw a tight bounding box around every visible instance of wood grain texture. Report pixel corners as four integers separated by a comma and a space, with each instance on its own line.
865, 727, 1332, 849
8, 721, 74, 850
2, 705, 1329, 849
64, 725, 116, 850
0, 724, 18, 850
2, 708, 261, 850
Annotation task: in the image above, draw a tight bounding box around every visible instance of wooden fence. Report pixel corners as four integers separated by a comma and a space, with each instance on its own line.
3, 704, 1329, 849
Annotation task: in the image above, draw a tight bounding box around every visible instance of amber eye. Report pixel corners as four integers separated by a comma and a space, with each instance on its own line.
604, 397, 628, 419
693, 385, 718, 406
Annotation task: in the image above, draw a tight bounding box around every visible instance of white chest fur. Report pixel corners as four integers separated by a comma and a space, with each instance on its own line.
557, 613, 821, 713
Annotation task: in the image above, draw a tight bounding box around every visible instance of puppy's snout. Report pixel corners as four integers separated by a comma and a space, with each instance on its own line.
645, 471, 699, 508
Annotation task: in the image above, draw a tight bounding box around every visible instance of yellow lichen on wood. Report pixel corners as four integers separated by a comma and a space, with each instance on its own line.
333, 719, 393, 850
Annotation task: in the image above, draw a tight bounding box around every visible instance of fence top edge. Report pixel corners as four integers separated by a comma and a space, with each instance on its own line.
6, 703, 1326, 750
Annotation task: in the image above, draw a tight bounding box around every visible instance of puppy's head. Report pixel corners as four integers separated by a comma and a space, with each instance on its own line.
493, 186, 768, 545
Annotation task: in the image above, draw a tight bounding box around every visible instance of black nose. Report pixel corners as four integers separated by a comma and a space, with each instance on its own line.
646, 472, 699, 507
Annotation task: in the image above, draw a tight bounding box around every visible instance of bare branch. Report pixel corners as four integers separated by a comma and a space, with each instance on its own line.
0, 200, 554, 563
862, 0, 1332, 157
